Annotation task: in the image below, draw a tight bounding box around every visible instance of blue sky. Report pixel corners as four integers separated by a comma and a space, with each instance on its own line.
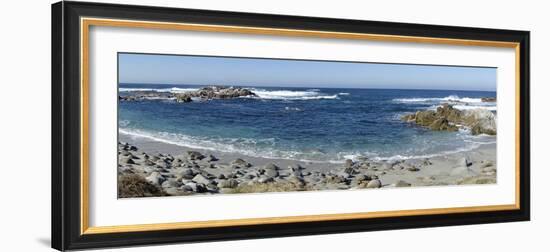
119, 53, 496, 91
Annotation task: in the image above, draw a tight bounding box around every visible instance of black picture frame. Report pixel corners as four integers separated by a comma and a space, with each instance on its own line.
52, 1, 530, 251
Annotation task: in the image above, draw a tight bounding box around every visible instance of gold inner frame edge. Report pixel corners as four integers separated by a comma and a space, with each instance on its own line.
80, 17, 522, 235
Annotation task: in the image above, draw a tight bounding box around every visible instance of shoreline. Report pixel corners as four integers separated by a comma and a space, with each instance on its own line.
118, 132, 497, 197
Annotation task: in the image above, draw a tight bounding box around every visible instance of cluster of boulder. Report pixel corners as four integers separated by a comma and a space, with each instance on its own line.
175, 86, 256, 103
401, 103, 497, 135
117, 142, 438, 198
118, 86, 256, 103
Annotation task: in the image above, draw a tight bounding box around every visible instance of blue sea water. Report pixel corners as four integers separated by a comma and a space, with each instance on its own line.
118, 83, 496, 163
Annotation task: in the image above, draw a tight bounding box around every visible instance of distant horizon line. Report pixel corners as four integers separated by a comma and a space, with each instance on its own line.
118, 82, 496, 92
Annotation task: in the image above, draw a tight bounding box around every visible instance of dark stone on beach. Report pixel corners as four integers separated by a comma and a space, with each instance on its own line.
343, 167, 356, 175
355, 174, 370, 182
344, 159, 354, 168
192, 174, 211, 184
325, 175, 346, 184
232, 158, 252, 168
129, 145, 138, 151
218, 179, 239, 188
366, 179, 382, 188
122, 157, 135, 164
146, 172, 165, 186
423, 158, 432, 166
287, 175, 305, 185
407, 166, 420, 172
457, 157, 473, 167
258, 176, 274, 183
264, 163, 279, 171
161, 179, 180, 189
184, 182, 207, 193
205, 154, 218, 162
288, 164, 304, 171
187, 151, 205, 160
394, 180, 411, 187
264, 169, 279, 178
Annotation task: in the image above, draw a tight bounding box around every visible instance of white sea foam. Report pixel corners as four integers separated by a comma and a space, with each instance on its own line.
453, 105, 497, 111
393, 95, 483, 104
284, 107, 302, 111
119, 128, 330, 163
120, 126, 495, 164
338, 92, 350, 95
246, 88, 339, 100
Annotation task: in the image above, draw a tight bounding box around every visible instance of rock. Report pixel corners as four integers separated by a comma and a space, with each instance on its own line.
218, 179, 239, 188
187, 151, 205, 160
129, 145, 138, 151
393, 180, 411, 187
337, 172, 351, 179
205, 154, 218, 162
175, 93, 192, 103
344, 159, 354, 168
429, 118, 458, 131
232, 158, 252, 168
366, 179, 382, 188
122, 157, 135, 164
342, 167, 356, 175
178, 168, 195, 179
457, 156, 473, 167
481, 97, 497, 102
184, 182, 208, 193
325, 175, 346, 184
258, 176, 274, 183
463, 109, 497, 135
401, 104, 496, 135
264, 163, 279, 170
161, 179, 180, 188
184, 86, 256, 101
288, 164, 304, 171
164, 187, 182, 195
422, 158, 432, 166
407, 166, 420, 172
291, 170, 303, 178
287, 176, 305, 185
146, 172, 165, 186
264, 169, 279, 178
354, 174, 370, 182
192, 174, 211, 184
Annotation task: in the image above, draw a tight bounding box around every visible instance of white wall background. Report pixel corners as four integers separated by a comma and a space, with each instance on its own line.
0, 0, 546, 251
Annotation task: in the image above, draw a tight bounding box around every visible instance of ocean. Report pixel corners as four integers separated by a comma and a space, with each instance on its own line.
118, 83, 496, 163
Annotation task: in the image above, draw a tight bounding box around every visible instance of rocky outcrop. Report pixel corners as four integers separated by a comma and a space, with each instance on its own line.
185, 86, 256, 100
481, 97, 497, 102
401, 104, 496, 135
119, 86, 257, 103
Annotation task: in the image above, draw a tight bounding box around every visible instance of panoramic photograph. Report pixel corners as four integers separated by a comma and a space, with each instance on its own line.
117, 53, 497, 198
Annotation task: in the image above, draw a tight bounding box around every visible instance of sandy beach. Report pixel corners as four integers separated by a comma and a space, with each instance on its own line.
118, 131, 497, 197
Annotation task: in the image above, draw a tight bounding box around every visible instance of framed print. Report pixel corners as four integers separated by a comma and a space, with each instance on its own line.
51, 1, 530, 250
